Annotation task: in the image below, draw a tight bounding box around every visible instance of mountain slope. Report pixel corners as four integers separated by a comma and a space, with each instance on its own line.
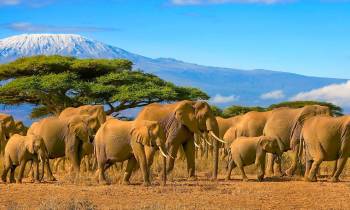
0, 34, 347, 123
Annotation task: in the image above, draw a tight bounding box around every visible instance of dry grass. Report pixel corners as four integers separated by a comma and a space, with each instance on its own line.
0, 153, 350, 210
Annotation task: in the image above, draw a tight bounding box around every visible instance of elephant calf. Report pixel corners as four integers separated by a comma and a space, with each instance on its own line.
226, 136, 282, 181
2, 134, 47, 183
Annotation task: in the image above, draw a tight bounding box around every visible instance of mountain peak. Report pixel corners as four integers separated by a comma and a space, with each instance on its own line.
0, 33, 137, 62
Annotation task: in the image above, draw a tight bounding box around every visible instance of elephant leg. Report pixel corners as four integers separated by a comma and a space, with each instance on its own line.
67, 151, 81, 176
145, 147, 156, 168
33, 159, 40, 183
286, 146, 298, 177
17, 160, 27, 183
53, 158, 63, 172
330, 157, 348, 182
132, 143, 150, 186
122, 156, 137, 185
183, 139, 196, 180
307, 159, 322, 182
225, 159, 236, 181
10, 166, 16, 183
304, 160, 313, 180
166, 144, 180, 175
235, 157, 248, 181
273, 154, 283, 177
1, 164, 10, 182
265, 153, 275, 177
45, 158, 56, 181
329, 161, 338, 178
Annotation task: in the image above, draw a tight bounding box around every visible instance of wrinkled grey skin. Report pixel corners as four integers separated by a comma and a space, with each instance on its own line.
1, 134, 47, 183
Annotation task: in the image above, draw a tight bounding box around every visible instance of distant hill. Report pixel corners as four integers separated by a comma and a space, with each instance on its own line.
0, 34, 346, 124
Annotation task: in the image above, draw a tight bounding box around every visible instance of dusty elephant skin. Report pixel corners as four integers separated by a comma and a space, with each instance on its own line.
94, 119, 168, 186
302, 115, 350, 182
226, 136, 282, 181
27, 116, 92, 181
136, 100, 223, 180
1, 134, 47, 183
263, 105, 330, 177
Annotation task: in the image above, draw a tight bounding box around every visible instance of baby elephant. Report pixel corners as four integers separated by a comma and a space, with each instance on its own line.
226, 136, 282, 181
2, 134, 47, 183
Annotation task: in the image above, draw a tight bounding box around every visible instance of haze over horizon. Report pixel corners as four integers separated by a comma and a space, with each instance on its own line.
1, 0, 350, 79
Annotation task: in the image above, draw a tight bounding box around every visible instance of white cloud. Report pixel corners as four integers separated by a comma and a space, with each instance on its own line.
210, 94, 238, 104
290, 81, 350, 107
0, 0, 20, 5
260, 90, 285, 100
171, 0, 293, 5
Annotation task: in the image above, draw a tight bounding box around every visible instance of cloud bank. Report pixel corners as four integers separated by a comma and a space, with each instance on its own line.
1, 22, 118, 33
210, 94, 238, 104
291, 81, 350, 107
260, 90, 285, 100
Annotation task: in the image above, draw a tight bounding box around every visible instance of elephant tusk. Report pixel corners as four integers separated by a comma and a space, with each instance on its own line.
159, 146, 168, 159
167, 153, 175, 159
194, 141, 200, 148
209, 131, 227, 144
203, 137, 212, 146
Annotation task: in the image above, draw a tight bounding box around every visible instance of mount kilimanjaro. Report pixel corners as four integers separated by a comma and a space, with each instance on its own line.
0, 34, 346, 122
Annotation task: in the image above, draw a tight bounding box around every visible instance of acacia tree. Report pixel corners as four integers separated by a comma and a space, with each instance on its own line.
0, 55, 209, 118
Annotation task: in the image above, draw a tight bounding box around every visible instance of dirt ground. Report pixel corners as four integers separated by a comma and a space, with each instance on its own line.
0, 172, 349, 210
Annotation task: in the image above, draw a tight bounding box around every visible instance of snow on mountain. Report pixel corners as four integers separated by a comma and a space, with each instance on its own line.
0, 33, 347, 124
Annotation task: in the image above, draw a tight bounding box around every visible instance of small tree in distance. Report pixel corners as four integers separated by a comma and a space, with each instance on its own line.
0, 55, 209, 118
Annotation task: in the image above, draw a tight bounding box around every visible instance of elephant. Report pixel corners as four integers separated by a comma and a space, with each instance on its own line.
27, 116, 92, 181
301, 115, 350, 182
0, 114, 26, 156
59, 105, 106, 133
216, 115, 243, 139
135, 100, 224, 180
226, 136, 282, 181
263, 105, 330, 177
94, 119, 169, 186
1, 134, 48, 183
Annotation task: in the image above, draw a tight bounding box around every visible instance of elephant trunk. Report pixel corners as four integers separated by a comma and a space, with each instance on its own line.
162, 155, 167, 186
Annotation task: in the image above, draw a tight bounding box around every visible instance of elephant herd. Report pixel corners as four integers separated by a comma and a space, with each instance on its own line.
0, 101, 349, 186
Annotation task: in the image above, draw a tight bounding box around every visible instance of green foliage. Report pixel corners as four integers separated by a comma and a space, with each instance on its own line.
268, 101, 343, 116
222, 105, 266, 118
0, 56, 208, 118
210, 105, 223, 117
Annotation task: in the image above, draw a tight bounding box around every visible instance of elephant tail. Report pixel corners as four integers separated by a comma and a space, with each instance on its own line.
297, 133, 304, 163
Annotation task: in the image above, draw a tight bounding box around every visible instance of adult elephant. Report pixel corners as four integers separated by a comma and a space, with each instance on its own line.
0, 114, 18, 155
27, 116, 92, 181
223, 110, 274, 147
263, 105, 330, 177
136, 100, 224, 180
59, 105, 106, 133
301, 115, 350, 182
95, 119, 169, 186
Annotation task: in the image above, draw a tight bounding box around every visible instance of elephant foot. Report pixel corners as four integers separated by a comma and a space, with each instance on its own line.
16, 179, 22, 184
47, 176, 57, 181
304, 176, 317, 182
34, 180, 41, 184
143, 182, 151, 187
265, 170, 274, 178
187, 176, 197, 181
285, 168, 295, 177
99, 180, 109, 185
257, 175, 264, 182
329, 177, 340, 183
274, 171, 284, 177
242, 177, 249, 182
10, 178, 16, 183
225, 177, 231, 181
1, 176, 6, 183
122, 180, 131, 185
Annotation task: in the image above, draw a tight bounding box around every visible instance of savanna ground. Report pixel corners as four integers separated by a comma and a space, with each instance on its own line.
1, 152, 350, 210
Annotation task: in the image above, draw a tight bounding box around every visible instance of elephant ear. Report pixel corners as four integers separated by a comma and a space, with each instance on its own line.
259, 137, 270, 152
130, 123, 152, 146
290, 106, 317, 150
340, 121, 350, 146
25, 135, 35, 154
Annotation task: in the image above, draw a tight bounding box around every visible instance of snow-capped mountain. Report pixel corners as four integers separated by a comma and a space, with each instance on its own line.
0, 34, 347, 124
0, 34, 147, 63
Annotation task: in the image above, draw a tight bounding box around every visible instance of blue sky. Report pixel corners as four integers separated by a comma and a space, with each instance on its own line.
0, 0, 349, 79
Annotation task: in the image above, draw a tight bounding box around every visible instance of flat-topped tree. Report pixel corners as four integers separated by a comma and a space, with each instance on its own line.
0, 55, 209, 118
